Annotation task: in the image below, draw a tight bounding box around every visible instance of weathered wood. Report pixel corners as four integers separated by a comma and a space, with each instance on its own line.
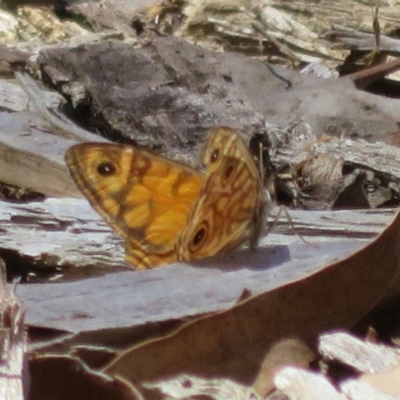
0, 111, 82, 197
341, 380, 398, 400
329, 30, 400, 55
3, 36, 400, 206
36, 35, 400, 160
0, 73, 112, 197
317, 137, 400, 181
0, 77, 62, 113
15, 72, 109, 143
37, 37, 267, 157
3, 197, 394, 335
275, 367, 345, 399
0, 198, 125, 273
319, 332, 400, 374
0, 262, 26, 400
0, 197, 394, 274
274, 135, 400, 197
12, 0, 399, 65
13, 73, 400, 211
64, 0, 154, 31
319, 332, 400, 398
0, 45, 30, 78
175, 0, 400, 65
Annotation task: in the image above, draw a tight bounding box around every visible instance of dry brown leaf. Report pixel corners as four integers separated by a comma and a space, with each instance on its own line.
28, 354, 142, 400
103, 208, 400, 391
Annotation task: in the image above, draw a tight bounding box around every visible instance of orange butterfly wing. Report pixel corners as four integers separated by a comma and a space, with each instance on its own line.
66, 127, 268, 268
177, 127, 267, 261
65, 143, 204, 269
202, 126, 270, 247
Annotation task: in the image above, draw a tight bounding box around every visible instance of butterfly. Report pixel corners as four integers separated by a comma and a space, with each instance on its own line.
65, 126, 268, 269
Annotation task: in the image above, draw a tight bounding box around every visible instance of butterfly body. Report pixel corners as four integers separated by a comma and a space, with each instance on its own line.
65, 127, 268, 269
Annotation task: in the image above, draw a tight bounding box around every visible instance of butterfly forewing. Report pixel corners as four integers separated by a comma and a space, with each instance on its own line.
65, 143, 204, 268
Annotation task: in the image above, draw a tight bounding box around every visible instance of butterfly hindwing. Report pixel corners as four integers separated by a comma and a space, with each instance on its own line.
177, 127, 266, 261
